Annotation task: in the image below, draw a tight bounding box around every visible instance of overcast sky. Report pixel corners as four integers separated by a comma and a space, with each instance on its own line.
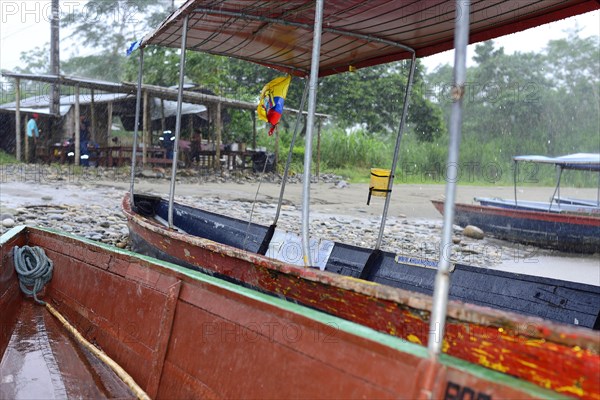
0, 2, 598, 74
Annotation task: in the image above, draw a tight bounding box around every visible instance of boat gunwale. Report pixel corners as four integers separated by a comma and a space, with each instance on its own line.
432, 199, 600, 226
1, 225, 584, 400
122, 194, 600, 351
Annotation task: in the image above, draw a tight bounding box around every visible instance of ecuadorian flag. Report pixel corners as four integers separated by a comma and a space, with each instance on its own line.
257, 75, 291, 135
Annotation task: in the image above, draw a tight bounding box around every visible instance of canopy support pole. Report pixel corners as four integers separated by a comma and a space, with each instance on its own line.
360, 53, 416, 281
549, 166, 563, 211
428, 0, 470, 358
168, 14, 189, 228
275, 80, 309, 226
256, 79, 310, 255
597, 172, 599, 207
374, 54, 416, 250
129, 48, 144, 205
301, 0, 324, 267
513, 160, 518, 205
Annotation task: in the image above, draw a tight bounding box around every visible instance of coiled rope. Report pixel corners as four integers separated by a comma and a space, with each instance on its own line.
13, 245, 151, 400
13, 245, 53, 305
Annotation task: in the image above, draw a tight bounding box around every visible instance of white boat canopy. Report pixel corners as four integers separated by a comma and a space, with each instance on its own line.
513, 153, 600, 171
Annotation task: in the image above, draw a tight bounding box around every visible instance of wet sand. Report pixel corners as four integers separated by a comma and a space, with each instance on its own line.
1, 178, 598, 286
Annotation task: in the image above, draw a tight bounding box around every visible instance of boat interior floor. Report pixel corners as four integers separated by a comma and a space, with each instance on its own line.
0, 300, 134, 399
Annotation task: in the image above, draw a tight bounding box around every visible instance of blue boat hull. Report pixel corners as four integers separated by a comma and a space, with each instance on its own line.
432, 200, 600, 254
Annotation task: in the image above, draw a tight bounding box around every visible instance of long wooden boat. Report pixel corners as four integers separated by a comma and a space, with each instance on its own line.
475, 197, 600, 215
431, 199, 600, 254
123, 193, 600, 328
1, 225, 599, 399
122, 194, 600, 398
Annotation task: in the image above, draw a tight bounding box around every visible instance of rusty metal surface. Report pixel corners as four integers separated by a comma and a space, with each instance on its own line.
122, 195, 600, 399
142, 0, 599, 77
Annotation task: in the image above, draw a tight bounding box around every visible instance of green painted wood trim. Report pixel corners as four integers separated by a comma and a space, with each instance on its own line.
1, 226, 577, 398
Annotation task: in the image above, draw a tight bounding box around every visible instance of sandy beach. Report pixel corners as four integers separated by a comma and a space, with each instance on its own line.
1, 172, 598, 286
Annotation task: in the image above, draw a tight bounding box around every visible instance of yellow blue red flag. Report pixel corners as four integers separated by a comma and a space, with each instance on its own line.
257, 74, 291, 135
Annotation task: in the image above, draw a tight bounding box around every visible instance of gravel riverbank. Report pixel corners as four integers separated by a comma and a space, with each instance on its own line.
1, 166, 598, 282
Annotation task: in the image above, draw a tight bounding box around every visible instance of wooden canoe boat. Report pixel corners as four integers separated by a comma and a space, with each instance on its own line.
121, 194, 600, 399
123, 193, 600, 329
431, 199, 600, 254
3, 226, 592, 399
475, 197, 600, 215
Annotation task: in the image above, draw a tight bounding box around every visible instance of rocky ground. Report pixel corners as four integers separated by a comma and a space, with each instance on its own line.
0, 164, 506, 267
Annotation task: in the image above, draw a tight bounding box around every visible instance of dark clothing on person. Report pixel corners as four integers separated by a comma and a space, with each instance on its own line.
160, 130, 175, 159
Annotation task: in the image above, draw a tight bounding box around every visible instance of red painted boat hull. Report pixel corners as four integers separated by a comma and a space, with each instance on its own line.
122, 196, 600, 399
431, 200, 600, 253
2, 226, 584, 399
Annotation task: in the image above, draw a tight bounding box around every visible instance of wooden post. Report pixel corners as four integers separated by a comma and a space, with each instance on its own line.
143, 91, 149, 166
215, 102, 222, 172
74, 86, 80, 166
252, 112, 256, 150
15, 78, 21, 162
161, 99, 166, 132
316, 118, 322, 180
90, 89, 96, 142
107, 102, 113, 146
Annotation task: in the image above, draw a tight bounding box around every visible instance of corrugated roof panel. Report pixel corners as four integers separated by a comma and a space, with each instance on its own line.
141, 0, 599, 76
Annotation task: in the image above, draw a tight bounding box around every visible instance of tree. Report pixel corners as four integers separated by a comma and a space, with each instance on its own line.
61, 0, 172, 81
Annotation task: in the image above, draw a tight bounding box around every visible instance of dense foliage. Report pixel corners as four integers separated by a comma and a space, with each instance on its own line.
7, 2, 599, 185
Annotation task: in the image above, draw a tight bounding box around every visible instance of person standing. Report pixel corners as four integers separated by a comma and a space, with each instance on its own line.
26, 113, 40, 162
79, 116, 91, 166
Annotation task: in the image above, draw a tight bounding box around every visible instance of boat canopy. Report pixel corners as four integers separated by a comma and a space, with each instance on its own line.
140, 0, 598, 77
513, 153, 600, 171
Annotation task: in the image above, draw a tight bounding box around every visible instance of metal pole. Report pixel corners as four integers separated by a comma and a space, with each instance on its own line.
427, 0, 470, 358
513, 160, 518, 205
301, 0, 324, 267
129, 47, 144, 205
15, 78, 21, 162
550, 166, 563, 211
374, 54, 416, 249
274, 80, 309, 225
168, 15, 189, 228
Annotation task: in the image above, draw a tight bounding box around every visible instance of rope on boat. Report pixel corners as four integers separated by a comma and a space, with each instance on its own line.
13, 245, 53, 305
13, 245, 151, 400
243, 154, 271, 251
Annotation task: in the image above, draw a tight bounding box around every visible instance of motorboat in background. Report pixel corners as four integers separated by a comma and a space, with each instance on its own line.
433, 153, 600, 253
475, 153, 600, 215
431, 199, 600, 253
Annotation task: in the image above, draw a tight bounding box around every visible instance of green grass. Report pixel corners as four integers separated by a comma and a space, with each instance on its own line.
0, 150, 17, 165
259, 127, 598, 187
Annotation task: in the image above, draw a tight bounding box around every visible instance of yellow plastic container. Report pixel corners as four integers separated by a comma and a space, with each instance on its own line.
369, 168, 391, 197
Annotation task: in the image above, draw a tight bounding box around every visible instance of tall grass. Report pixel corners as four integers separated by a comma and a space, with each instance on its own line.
255, 127, 598, 187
